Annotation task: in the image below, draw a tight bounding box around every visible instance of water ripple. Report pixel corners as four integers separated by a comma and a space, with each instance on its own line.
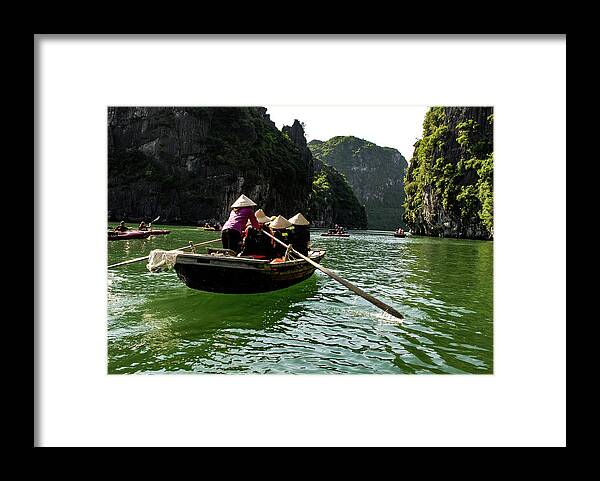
108, 228, 493, 374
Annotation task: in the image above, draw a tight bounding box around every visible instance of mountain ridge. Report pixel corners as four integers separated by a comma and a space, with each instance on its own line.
308, 136, 408, 230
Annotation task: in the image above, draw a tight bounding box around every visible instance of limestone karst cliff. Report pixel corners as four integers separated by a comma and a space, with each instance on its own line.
308, 137, 408, 230
403, 107, 493, 239
108, 107, 313, 224
308, 159, 368, 229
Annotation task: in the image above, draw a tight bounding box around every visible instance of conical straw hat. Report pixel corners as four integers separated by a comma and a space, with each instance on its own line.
231, 194, 257, 208
269, 215, 292, 229
288, 213, 310, 226
254, 209, 271, 224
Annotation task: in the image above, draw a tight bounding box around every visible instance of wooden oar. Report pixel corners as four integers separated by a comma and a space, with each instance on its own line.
263, 230, 404, 320
107, 237, 221, 269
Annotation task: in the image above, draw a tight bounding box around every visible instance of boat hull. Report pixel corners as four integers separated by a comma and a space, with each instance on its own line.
108, 230, 151, 241
108, 229, 170, 241
393, 233, 406, 238
173, 251, 325, 294
321, 233, 350, 237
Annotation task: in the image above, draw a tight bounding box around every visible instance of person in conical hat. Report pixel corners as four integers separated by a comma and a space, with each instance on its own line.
240, 209, 275, 259
269, 215, 292, 230
230, 194, 257, 208
269, 215, 292, 258
221, 194, 261, 254
254, 209, 271, 225
287, 213, 310, 256
288, 213, 309, 226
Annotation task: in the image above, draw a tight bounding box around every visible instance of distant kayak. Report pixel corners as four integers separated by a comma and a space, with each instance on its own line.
321, 233, 350, 237
393, 233, 406, 238
108, 229, 170, 241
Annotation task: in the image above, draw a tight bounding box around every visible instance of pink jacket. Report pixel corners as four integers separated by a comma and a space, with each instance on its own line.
222, 207, 260, 233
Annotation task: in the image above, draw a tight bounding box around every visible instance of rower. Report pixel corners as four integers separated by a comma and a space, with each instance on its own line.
221, 194, 261, 254
114, 221, 128, 232
287, 213, 310, 256
138, 221, 148, 231
240, 209, 274, 258
268, 215, 293, 259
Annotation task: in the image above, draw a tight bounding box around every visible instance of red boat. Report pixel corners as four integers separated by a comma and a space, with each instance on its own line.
108, 229, 170, 241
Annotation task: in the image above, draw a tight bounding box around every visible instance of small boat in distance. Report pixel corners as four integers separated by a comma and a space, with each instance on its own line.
321, 227, 350, 237
171, 248, 326, 294
393, 227, 406, 238
108, 229, 171, 241
198, 222, 222, 231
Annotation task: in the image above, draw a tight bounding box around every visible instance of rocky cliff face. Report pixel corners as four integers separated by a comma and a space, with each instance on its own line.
308, 137, 408, 230
403, 107, 493, 239
108, 107, 313, 224
308, 159, 368, 229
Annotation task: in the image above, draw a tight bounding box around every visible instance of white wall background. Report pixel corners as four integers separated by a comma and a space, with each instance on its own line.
35, 35, 566, 447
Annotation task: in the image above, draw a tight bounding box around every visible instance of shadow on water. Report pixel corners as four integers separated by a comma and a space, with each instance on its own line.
108, 274, 320, 374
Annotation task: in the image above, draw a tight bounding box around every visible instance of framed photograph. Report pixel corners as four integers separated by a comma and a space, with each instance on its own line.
35, 34, 566, 447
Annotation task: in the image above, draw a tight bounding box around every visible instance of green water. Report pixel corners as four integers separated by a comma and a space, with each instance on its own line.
108, 225, 493, 374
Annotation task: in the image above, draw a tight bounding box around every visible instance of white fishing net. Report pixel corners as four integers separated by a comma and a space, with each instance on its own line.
146, 249, 183, 272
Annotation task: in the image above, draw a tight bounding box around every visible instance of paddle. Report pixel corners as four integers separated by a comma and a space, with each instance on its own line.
263, 230, 404, 320
149, 216, 160, 231
107, 237, 221, 269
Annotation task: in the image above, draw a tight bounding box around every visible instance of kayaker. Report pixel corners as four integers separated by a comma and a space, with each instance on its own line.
240, 209, 274, 258
287, 213, 310, 256
269, 215, 293, 258
114, 221, 128, 232
138, 221, 148, 231
221, 194, 261, 254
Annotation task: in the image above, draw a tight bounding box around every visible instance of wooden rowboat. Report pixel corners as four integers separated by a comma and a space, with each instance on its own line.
173, 249, 326, 294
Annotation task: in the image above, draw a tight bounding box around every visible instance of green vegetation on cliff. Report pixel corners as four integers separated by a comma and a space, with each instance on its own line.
308, 136, 407, 230
108, 107, 313, 224
308, 160, 368, 229
403, 107, 493, 239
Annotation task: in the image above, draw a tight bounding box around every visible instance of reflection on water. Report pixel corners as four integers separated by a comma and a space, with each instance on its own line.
108, 227, 493, 374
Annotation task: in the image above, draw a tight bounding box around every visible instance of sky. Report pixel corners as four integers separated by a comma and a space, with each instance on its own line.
265, 106, 430, 161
